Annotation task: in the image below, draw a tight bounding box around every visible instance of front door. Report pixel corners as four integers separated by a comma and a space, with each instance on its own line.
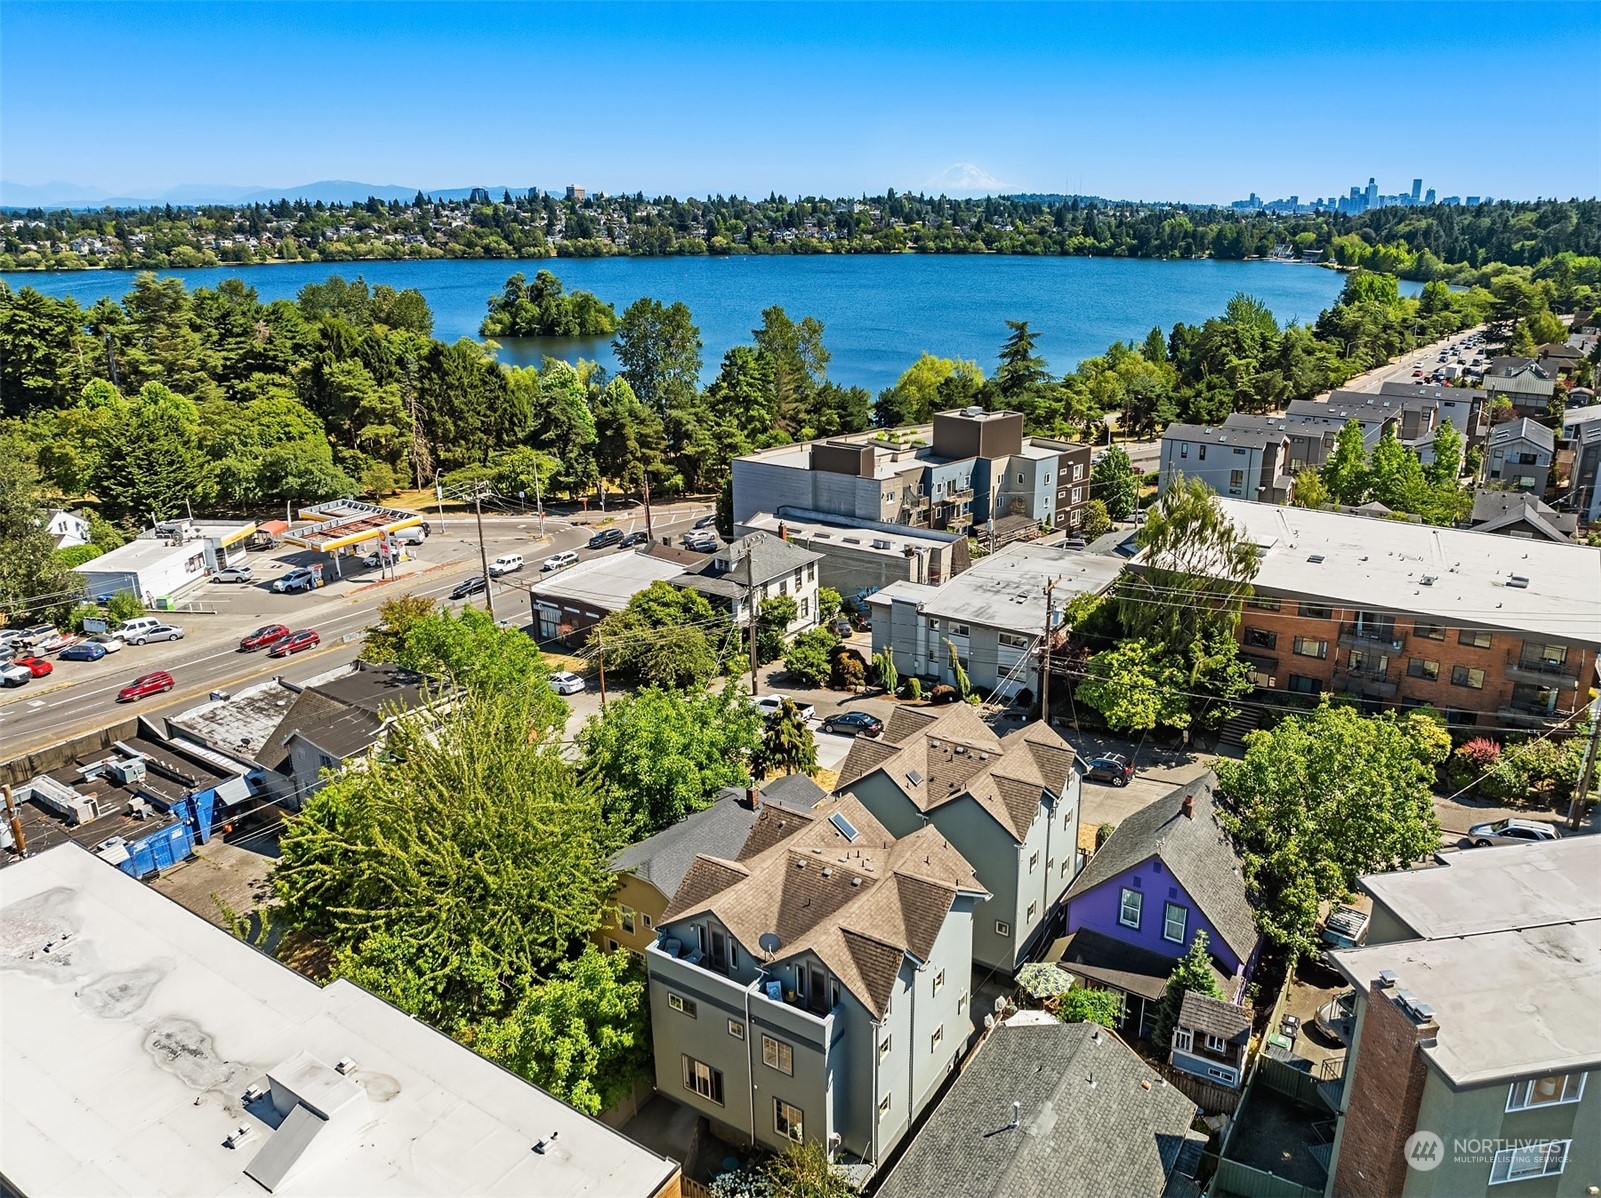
709, 927, 729, 974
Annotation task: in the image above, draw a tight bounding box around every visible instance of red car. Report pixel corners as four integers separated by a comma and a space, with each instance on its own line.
268, 629, 321, 658
239, 623, 291, 652
117, 670, 174, 702
11, 654, 54, 678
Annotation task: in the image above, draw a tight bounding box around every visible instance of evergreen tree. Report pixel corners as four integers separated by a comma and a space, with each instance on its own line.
1319, 419, 1370, 505
759, 698, 818, 776
1153, 931, 1225, 1048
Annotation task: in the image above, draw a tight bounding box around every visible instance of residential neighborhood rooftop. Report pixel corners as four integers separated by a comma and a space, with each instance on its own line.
905, 541, 1124, 631
1486, 416, 1555, 452
1163, 421, 1285, 451
526, 549, 688, 607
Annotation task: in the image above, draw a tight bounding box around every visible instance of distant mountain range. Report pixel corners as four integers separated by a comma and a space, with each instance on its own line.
0, 179, 532, 210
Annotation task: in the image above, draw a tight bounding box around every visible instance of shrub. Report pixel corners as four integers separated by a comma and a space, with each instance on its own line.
831, 652, 866, 690
901, 676, 922, 700
106, 591, 146, 625
57, 544, 105, 570
929, 684, 959, 705
873, 650, 898, 696
784, 628, 838, 688
1447, 736, 1501, 790
1094, 821, 1116, 850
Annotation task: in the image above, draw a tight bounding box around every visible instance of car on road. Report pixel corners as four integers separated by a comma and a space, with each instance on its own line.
548, 671, 586, 696
754, 693, 816, 723
821, 711, 883, 738
212, 565, 254, 583
1467, 817, 1561, 848
683, 531, 718, 552
1083, 753, 1135, 786
268, 629, 321, 658
587, 528, 625, 550
0, 660, 33, 687
272, 568, 320, 594
239, 623, 291, 652
8, 654, 54, 677
127, 623, 184, 645
693, 514, 718, 529
1314, 989, 1357, 1046
542, 551, 579, 572
90, 633, 127, 653
619, 530, 650, 548
58, 641, 110, 662
489, 553, 525, 576
117, 670, 175, 702
450, 575, 488, 599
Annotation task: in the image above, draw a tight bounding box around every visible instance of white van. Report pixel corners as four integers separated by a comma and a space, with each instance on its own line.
117, 617, 165, 640
392, 526, 427, 545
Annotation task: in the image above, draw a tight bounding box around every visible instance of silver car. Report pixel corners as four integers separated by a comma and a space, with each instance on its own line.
1467, 818, 1560, 848
127, 623, 184, 645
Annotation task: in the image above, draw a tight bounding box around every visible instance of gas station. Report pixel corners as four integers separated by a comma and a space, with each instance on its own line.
278, 499, 429, 579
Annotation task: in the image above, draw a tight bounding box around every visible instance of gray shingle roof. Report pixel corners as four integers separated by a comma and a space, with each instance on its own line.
1177, 991, 1251, 1045
1487, 416, 1555, 452
1064, 774, 1257, 964
875, 1021, 1198, 1198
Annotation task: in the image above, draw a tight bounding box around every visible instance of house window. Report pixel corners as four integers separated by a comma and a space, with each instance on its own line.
1027, 901, 1038, 922
1452, 665, 1486, 690
1173, 1028, 1193, 1052
951, 623, 971, 637
1246, 595, 1281, 611
1061, 858, 1071, 876
606, 938, 619, 952
1119, 888, 1143, 928
878, 1034, 892, 1062
668, 993, 697, 1018
1207, 1067, 1235, 1083
1205, 1033, 1228, 1053
1029, 850, 1039, 873
995, 920, 1012, 938
931, 1025, 944, 1051
958, 990, 969, 1014
1292, 636, 1327, 659
1489, 1140, 1569, 1185
1459, 629, 1493, 649
1180, 443, 1189, 459
778, 580, 788, 595
999, 631, 1031, 648
682, 1056, 723, 1105
1074, 464, 1084, 480
728, 1020, 745, 1040
806, 563, 815, 582
1163, 902, 1187, 944
1072, 486, 1085, 503
643, 914, 653, 928
1228, 469, 1245, 489
620, 905, 636, 934
774, 1098, 805, 1143
1244, 627, 1277, 650
1198, 445, 1207, 461
762, 1035, 794, 1075
878, 1094, 892, 1118
1298, 602, 1333, 620
1414, 622, 1446, 641
933, 969, 945, 995
1017, 472, 1025, 483
1507, 1074, 1585, 1111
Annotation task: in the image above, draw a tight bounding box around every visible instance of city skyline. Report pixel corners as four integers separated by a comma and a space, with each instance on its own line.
3, 2, 1598, 204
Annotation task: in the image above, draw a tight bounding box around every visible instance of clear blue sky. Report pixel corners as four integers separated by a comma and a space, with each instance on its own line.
4, 1, 1597, 203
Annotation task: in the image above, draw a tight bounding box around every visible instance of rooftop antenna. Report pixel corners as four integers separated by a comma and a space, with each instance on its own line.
1008, 1101, 1021, 1130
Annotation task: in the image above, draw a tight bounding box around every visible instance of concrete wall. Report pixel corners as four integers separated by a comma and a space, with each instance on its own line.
733, 458, 818, 525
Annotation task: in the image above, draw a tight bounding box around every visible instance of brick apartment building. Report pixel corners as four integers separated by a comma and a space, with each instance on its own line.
1179, 500, 1601, 730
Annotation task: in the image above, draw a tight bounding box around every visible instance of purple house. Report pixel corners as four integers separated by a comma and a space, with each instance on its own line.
1052, 774, 1261, 1035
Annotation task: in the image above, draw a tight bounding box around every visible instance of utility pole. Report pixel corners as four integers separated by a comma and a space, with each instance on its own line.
746, 548, 760, 697
596, 632, 608, 710
641, 469, 655, 545
1568, 693, 1601, 829
1039, 577, 1058, 724
471, 484, 496, 622
434, 473, 447, 532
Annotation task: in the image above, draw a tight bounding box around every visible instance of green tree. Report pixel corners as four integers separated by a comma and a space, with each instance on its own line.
89, 382, 212, 522
1291, 466, 1331, 509
817, 586, 843, 623
1076, 639, 1191, 732
0, 455, 81, 624
785, 628, 840, 687
758, 698, 818, 777
1367, 426, 1426, 512
388, 606, 566, 731
757, 593, 799, 664
577, 687, 763, 837
873, 649, 898, 695
994, 319, 1054, 428
479, 270, 618, 338
362, 593, 438, 661
1152, 931, 1225, 1047
1423, 421, 1465, 488
763, 1140, 859, 1198
1319, 419, 1370, 505
1089, 446, 1139, 521
613, 298, 702, 420
946, 638, 972, 699
1080, 498, 1111, 537
1056, 987, 1124, 1029
874, 353, 984, 427
593, 581, 723, 691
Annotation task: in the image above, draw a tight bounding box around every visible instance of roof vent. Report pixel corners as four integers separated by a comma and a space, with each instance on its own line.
1421, 575, 1437, 586
963, 405, 983, 417
1507, 575, 1530, 588
822, 867, 832, 878
851, 877, 861, 888
907, 769, 924, 787
334, 1057, 358, 1076
1307, 554, 1324, 564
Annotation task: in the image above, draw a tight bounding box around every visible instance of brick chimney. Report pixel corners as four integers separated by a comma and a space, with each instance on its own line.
1181, 793, 1194, 819
746, 786, 760, 810
1330, 978, 1438, 1198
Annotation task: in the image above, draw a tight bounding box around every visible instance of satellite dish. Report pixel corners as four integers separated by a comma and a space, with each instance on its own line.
758, 932, 783, 957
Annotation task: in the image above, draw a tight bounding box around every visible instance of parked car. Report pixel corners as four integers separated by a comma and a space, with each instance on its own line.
1083, 753, 1134, 786
360, 548, 396, 568
271, 568, 319, 594
450, 575, 488, 599
755, 693, 816, 723
548, 671, 586, 696
693, 514, 718, 529
239, 623, 291, 652
116, 617, 164, 641
10, 624, 57, 649
90, 633, 127, 653
0, 660, 33, 687
268, 629, 321, 658
489, 553, 525, 576
127, 623, 184, 645
587, 528, 625, 550
619, 530, 650, 548
212, 565, 253, 583
1314, 989, 1357, 1046
117, 671, 174, 702
821, 711, 884, 738
828, 617, 855, 638
542, 551, 579, 572
9, 654, 53, 677
58, 641, 110, 662
1467, 817, 1561, 848
683, 532, 718, 552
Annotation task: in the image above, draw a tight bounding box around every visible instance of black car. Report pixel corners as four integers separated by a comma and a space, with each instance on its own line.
587, 528, 624, 549
1083, 753, 1134, 786
619, 530, 650, 548
450, 575, 488, 600
693, 514, 718, 529
821, 711, 884, 738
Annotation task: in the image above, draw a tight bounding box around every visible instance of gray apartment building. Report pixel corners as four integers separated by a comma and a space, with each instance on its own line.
1158, 414, 1295, 501
1484, 417, 1554, 494
1378, 381, 1489, 451
1483, 357, 1556, 415
738, 512, 969, 597
646, 793, 989, 1171
1325, 837, 1601, 1198
835, 704, 1082, 973
731, 408, 1092, 539
1284, 389, 1440, 469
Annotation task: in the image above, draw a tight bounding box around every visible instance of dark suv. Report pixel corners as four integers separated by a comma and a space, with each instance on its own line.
1083, 753, 1134, 787
587, 528, 624, 549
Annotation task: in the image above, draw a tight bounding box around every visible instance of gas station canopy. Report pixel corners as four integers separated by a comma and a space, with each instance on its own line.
281, 499, 425, 552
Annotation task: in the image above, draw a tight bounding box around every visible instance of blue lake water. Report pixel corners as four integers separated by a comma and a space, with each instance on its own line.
1, 256, 1420, 392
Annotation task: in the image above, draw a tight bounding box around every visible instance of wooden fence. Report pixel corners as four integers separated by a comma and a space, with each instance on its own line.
1211, 1156, 1325, 1198
1157, 1060, 1244, 1116
1256, 1055, 1323, 1109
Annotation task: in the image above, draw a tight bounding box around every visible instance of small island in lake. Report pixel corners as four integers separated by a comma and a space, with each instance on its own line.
480, 270, 618, 338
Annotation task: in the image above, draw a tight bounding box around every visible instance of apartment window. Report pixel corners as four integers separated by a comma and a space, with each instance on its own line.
1414, 622, 1446, 641
1507, 1074, 1585, 1111
878, 1034, 892, 1062
1027, 901, 1038, 922
1180, 443, 1189, 459
928, 619, 940, 632
620, 905, 636, 935
1489, 1140, 1569, 1185
931, 1025, 945, 1051
1451, 665, 1486, 690
1071, 486, 1084, 503
1028, 850, 1040, 873
1459, 629, 1493, 649
1292, 636, 1328, 659
998, 631, 1031, 649
1524, 642, 1568, 666
1163, 902, 1187, 944
1017, 472, 1025, 483
1198, 444, 1207, 461
1247, 595, 1281, 611
642, 914, 653, 929
728, 1020, 745, 1040
606, 938, 619, 952
762, 1035, 794, 1075
933, 969, 945, 995
1044, 472, 1051, 484
878, 1094, 892, 1118
1119, 887, 1143, 929
1074, 464, 1084, 480
806, 563, 815, 582
1205, 1034, 1228, 1053
1061, 858, 1071, 877
1298, 602, 1333, 620
778, 580, 788, 596
774, 1099, 805, 1144
1287, 674, 1321, 696
682, 1056, 724, 1105
1228, 469, 1246, 489
1408, 658, 1440, 681
995, 920, 1012, 938
1244, 627, 1277, 650
951, 622, 971, 637
958, 990, 969, 1014
668, 993, 697, 1018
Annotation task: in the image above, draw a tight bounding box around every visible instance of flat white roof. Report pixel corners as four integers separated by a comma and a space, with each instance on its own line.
744, 512, 950, 558
884, 543, 1124, 633
1210, 498, 1601, 645
529, 551, 687, 610
77, 537, 203, 572
0, 845, 678, 1198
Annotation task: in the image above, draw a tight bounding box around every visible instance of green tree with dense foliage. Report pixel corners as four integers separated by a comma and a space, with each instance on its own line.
758, 698, 818, 777
1056, 987, 1125, 1029
592, 581, 724, 691
479, 271, 618, 338
1090, 446, 1139, 521
0, 452, 81, 624
785, 627, 840, 687
1152, 931, 1225, 1047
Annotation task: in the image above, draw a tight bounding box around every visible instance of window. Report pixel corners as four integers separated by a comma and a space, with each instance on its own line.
958, 991, 969, 1014
1027, 901, 1038, 922
668, 993, 697, 1018
1408, 658, 1440, 681
682, 1056, 724, 1105
1527, 642, 1568, 666
933, 969, 945, 995
1205, 1034, 1228, 1053
1299, 602, 1333, 620
1074, 464, 1084, 480
931, 1025, 944, 1051
1071, 486, 1084, 503
1292, 636, 1328, 659
1452, 665, 1486, 690
995, 920, 1012, 938
1172, 1028, 1193, 1051
1163, 902, 1187, 944
1198, 444, 1207, 461
1017, 472, 1025, 483
878, 1035, 892, 1062
1028, 850, 1039, 873
1247, 595, 1281, 611
1228, 469, 1246, 489
774, 1099, 805, 1143
1207, 1067, 1235, 1083
1490, 1140, 1569, 1185
1044, 472, 1051, 484
1061, 858, 1071, 876
1119, 887, 1143, 928
1459, 629, 1493, 649
643, 914, 653, 928
998, 631, 1031, 649
728, 1019, 745, 1040
1287, 673, 1321, 696
1507, 1074, 1585, 1111
762, 1035, 794, 1075
1244, 627, 1277, 650
806, 563, 815, 582
1180, 443, 1189, 459
1414, 621, 1446, 641
878, 1094, 892, 1118
620, 905, 636, 934
799, 597, 809, 618
606, 938, 619, 952
951, 622, 971, 637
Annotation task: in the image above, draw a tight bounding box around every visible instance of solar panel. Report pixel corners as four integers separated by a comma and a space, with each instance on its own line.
829, 811, 860, 842
906, 769, 925, 787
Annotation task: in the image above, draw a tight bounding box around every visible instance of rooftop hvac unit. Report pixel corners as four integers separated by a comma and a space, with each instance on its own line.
108, 758, 147, 786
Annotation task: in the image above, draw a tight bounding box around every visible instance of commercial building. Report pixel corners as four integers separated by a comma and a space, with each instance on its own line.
1158, 414, 1294, 501
836, 704, 1081, 973
1325, 837, 1601, 1198
528, 551, 690, 645
279, 499, 428, 574
76, 518, 257, 604
1484, 416, 1555, 494
0, 843, 681, 1198
1187, 499, 1601, 729
738, 511, 968, 598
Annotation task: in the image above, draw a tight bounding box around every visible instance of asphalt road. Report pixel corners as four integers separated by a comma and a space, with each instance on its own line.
1336, 324, 1488, 394
0, 502, 714, 756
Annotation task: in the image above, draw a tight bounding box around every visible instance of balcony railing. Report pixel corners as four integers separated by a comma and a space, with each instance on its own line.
1505, 651, 1583, 690
1498, 704, 1568, 729
1336, 672, 1398, 700
1337, 623, 1406, 653
1316, 1055, 1346, 1113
